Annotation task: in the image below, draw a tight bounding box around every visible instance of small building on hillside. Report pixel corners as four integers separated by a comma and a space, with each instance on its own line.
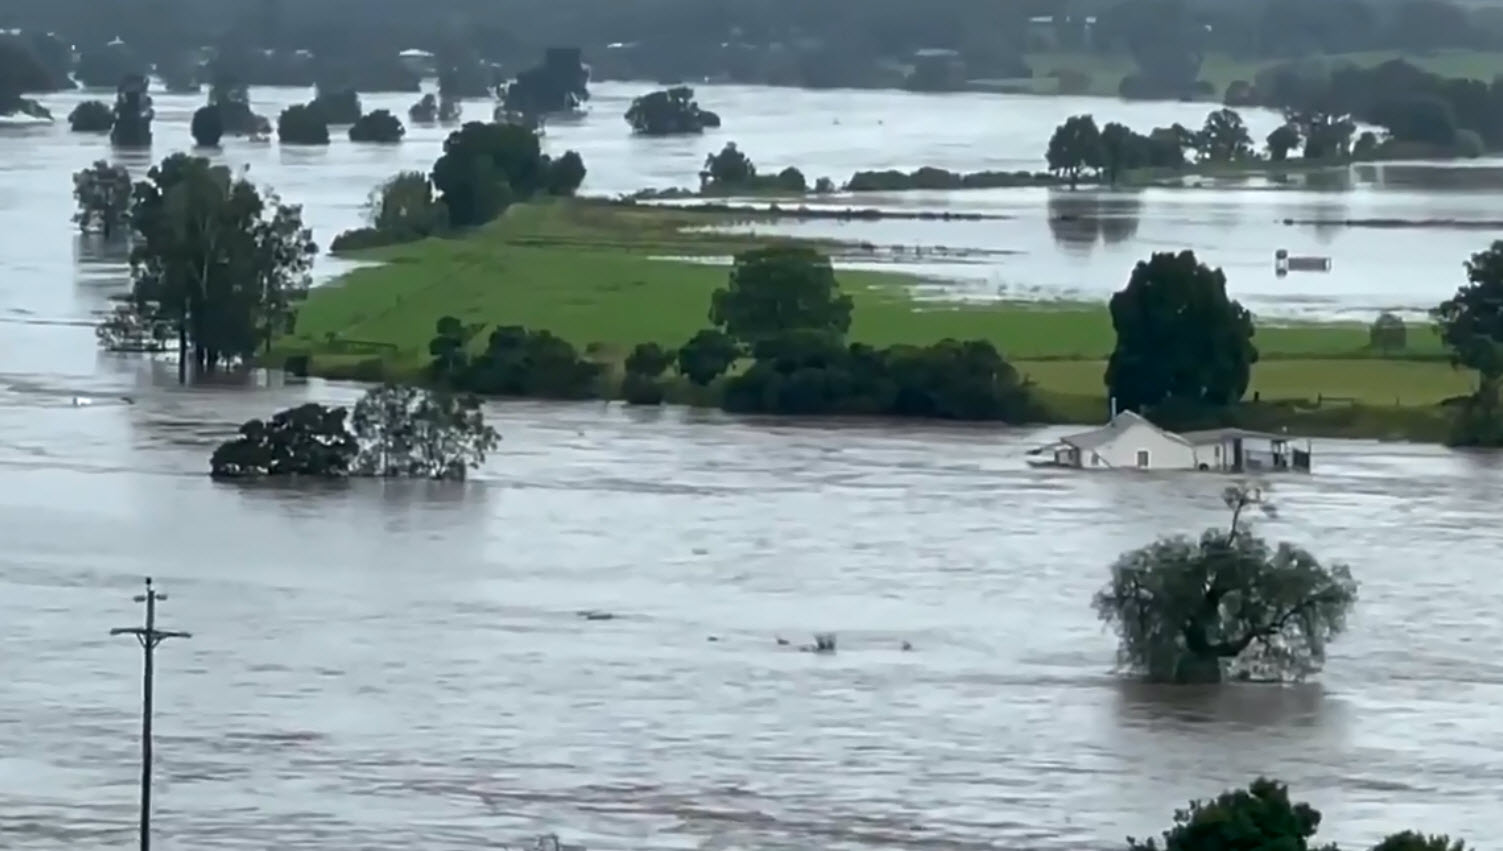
1028, 413, 1313, 473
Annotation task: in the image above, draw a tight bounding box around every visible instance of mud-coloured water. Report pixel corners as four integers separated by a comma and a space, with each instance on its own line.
2, 82, 1502, 850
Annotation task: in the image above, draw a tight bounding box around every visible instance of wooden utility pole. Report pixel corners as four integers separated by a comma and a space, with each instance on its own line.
111, 577, 191, 851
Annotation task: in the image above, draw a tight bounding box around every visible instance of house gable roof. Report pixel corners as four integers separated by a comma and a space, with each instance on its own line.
1060, 410, 1191, 450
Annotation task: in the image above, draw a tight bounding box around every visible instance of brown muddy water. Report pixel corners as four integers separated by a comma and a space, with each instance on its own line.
2, 82, 1503, 850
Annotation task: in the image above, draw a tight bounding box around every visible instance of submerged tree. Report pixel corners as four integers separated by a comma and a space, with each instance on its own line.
348, 109, 405, 143
625, 86, 722, 135
1046, 114, 1103, 188
109, 74, 153, 148
408, 92, 438, 124
1094, 485, 1357, 685
1195, 107, 1255, 163
209, 76, 268, 136
72, 160, 133, 237
68, 100, 114, 132
677, 328, 740, 385
123, 153, 316, 381
500, 46, 589, 118
701, 141, 756, 189
209, 403, 359, 478
278, 103, 330, 144
311, 84, 362, 124
349, 384, 500, 481
191, 104, 224, 147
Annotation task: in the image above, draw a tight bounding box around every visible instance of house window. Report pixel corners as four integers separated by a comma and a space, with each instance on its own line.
1136, 450, 1150, 468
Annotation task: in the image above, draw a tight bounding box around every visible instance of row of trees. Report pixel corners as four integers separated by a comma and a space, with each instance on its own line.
1044, 107, 1373, 189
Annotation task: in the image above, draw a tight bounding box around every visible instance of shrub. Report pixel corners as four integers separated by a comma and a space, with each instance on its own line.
68, 100, 113, 132
278, 103, 329, 145
191, 104, 224, 147
348, 109, 405, 143
1369, 311, 1407, 353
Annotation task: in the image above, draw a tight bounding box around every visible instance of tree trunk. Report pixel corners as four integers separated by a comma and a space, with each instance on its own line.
1172, 653, 1223, 684
176, 323, 187, 384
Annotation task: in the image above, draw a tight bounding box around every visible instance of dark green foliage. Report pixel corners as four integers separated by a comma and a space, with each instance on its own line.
1372, 832, 1468, 851
846, 167, 1063, 191
623, 341, 676, 404
625, 86, 721, 135
191, 105, 224, 147
68, 100, 113, 132
209, 403, 358, 478
702, 142, 755, 188
1104, 0, 1206, 100
1195, 108, 1255, 163
1369, 312, 1407, 353
546, 150, 587, 195
311, 84, 361, 124
438, 57, 496, 99
1127, 778, 1331, 851
1096, 487, 1357, 684
277, 103, 329, 145
677, 329, 740, 386
1046, 114, 1102, 188
431, 121, 584, 227
1434, 241, 1503, 378
124, 153, 316, 378
72, 160, 132, 237
426, 315, 477, 380
349, 109, 405, 143
409, 93, 438, 124
722, 332, 1031, 420
1105, 251, 1258, 413
109, 74, 153, 148
331, 170, 443, 250
501, 46, 589, 118
1448, 376, 1503, 446
1373, 95, 1458, 146
625, 342, 676, 377
437, 325, 602, 398
0, 32, 69, 93
1099, 122, 1140, 186
210, 77, 268, 136
1266, 123, 1301, 161
710, 245, 854, 346
349, 384, 499, 480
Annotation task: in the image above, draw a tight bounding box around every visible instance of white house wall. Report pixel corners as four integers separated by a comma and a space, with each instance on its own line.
1083, 422, 1199, 470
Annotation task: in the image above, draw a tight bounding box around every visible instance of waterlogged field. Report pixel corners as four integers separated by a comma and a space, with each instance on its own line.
277, 200, 1464, 431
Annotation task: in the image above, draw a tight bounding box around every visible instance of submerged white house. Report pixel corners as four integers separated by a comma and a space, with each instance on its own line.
1028, 411, 1312, 473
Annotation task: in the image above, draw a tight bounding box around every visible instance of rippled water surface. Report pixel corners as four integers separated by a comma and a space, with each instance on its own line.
3, 82, 1503, 850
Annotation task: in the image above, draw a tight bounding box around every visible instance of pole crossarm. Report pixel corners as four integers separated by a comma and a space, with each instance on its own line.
110, 576, 190, 851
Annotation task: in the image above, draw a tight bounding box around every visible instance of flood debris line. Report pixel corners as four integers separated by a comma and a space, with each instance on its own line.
625, 199, 1006, 222
1279, 217, 1503, 229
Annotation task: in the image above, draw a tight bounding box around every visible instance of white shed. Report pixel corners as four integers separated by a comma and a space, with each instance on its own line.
1030, 411, 1198, 470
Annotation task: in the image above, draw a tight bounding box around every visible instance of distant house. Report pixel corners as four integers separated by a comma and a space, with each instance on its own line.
1028, 412, 1312, 473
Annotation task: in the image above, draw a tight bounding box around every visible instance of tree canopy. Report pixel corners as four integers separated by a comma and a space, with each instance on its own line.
191, 104, 224, 147
122, 153, 316, 380
1046, 115, 1103, 188
1094, 485, 1357, 685
209, 387, 500, 481
72, 160, 132, 238
108, 74, 153, 147
1433, 241, 1503, 379
349, 109, 405, 143
68, 100, 113, 132
1105, 250, 1258, 413
710, 245, 854, 346
350, 384, 500, 480
278, 103, 330, 144
500, 47, 589, 118
625, 86, 722, 135
430, 121, 585, 228
311, 84, 362, 124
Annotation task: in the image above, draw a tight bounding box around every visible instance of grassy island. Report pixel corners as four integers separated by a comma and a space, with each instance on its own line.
274, 199, 1470, 440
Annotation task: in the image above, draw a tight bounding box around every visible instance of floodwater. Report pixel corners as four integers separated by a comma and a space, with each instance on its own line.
2, 81, 1503, 850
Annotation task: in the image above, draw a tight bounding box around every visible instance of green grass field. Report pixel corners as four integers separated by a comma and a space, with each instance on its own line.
277, 200, 1466, 432
1020, 49, 1503, 98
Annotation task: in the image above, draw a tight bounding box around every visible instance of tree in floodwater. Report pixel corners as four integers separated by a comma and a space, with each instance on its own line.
123, 154, 316, 381
68, 100, 114, 132
72, 160, 133, 237
1093, 484, 1356, 684
209, 402, 359, 478
350, 384, 500, 481
109, 73, 154, 147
